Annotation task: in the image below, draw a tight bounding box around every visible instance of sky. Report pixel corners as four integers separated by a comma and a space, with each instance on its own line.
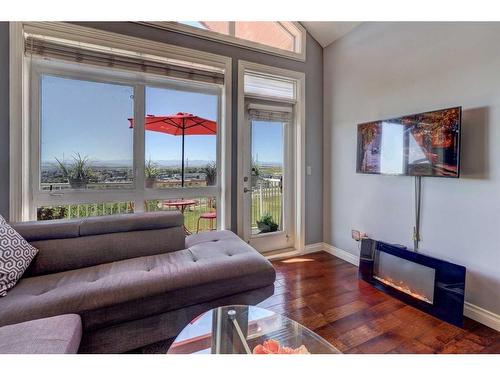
41, 75, 283, 166
252, 120, 284, 165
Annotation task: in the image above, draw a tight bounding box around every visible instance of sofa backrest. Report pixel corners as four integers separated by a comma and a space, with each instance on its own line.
12, 212, 185, 277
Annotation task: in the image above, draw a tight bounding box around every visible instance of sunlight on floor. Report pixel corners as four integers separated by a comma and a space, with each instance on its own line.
281, 257, 316, 264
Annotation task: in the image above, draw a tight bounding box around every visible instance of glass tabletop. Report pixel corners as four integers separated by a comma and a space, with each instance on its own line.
167, 305, 341, 354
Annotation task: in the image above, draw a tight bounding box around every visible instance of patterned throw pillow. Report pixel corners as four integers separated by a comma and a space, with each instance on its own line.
0, 217, 38, 297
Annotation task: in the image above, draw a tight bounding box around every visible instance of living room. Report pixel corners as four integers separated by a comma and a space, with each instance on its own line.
1, 0, 499, 373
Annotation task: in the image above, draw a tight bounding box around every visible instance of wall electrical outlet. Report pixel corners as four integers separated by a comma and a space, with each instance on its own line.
351, 229, 368, 241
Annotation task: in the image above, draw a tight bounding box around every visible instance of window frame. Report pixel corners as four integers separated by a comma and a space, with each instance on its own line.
30, 58, 222, 219
138, 22, 307, 62
10, 22, 232, 230
237, 60, 306, 254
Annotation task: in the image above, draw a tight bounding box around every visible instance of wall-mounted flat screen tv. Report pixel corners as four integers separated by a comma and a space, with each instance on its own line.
356, 107, 461, 178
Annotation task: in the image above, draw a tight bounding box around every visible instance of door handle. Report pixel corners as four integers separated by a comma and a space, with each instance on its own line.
243, 187, 252, 193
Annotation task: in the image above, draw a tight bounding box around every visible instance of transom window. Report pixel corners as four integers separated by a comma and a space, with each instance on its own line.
142, 22, 306, 60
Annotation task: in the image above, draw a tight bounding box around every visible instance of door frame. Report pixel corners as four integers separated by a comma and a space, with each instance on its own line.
237, 60, 305, 253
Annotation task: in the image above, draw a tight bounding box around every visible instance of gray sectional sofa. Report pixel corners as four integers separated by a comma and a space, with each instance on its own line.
0, 212, 275, 353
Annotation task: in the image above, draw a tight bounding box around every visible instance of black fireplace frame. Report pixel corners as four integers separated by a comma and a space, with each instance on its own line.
359, 239, 466, 327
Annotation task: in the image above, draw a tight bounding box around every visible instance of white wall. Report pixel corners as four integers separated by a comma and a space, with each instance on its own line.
324, 22, 500, 315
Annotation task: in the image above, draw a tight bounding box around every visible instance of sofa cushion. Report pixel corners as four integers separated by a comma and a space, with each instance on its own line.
13, 219, 80, 242
12, 212, 183, 242
0, 218, 38, 297
81, 269, 274, 331
0, 314, 81, 354
186, 229, 238, 248
25, 226, 185, 277
79, 211, 183, 237
15, 212, 186, 277
0, 231, 275, 327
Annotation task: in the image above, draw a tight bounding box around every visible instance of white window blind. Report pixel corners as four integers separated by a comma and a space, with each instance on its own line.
244, 71, 296, 101
25, 34, 225, 85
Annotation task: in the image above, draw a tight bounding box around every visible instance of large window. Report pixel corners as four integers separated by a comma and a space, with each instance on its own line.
8, 22, 232, 226
142, 22, 306, 60
31, 55, 223, 232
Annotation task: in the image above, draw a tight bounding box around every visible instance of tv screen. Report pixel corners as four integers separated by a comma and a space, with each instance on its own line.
356, 107, 461, 178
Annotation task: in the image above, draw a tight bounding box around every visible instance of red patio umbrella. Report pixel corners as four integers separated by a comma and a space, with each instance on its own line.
128, 113, 217, 187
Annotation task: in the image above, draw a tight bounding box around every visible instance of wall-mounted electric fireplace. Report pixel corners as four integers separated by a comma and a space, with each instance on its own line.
359, 239, 466, 327
374, 251, 436, 304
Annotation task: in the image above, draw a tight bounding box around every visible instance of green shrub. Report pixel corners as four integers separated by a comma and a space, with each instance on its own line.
257, 213, 279, 233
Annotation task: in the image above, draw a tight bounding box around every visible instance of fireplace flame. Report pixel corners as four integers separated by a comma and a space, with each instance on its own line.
373, 275, 433, 304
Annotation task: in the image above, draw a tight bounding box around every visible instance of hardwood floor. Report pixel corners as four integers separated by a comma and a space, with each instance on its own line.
257, 252, 500, 354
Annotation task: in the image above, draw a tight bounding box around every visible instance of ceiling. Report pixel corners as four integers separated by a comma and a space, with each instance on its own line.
300, 22, 361, 48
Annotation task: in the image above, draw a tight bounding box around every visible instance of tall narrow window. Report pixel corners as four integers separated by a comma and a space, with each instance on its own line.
240, 66, 299, 253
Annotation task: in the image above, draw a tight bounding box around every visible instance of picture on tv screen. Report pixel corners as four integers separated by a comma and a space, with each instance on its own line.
356, 107, 461, 178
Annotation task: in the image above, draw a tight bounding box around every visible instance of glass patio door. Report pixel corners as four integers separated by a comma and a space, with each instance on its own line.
242, 103, 294, 252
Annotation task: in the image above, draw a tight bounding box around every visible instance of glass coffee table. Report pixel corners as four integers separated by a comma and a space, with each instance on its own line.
167, 305, 340, 354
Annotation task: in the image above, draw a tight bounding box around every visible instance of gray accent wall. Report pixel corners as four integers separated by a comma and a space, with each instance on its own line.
0, 22, 324, 245
324, 22, 500, 315
0, 22, 9, 219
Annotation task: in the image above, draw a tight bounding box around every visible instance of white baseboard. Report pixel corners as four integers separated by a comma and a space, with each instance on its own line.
303, 242, 325, 254
322, 243, 360, 266
318, 243, 500, 332
464, 302, 500, 332
264, 243, 323, 261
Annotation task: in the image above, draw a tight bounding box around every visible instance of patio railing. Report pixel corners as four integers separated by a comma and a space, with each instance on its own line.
251, 178, 283, 231
37, 180, 284, 234
38, 198, 217, 233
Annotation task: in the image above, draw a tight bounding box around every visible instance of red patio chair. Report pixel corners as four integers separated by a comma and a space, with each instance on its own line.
196, 211, 216, 233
